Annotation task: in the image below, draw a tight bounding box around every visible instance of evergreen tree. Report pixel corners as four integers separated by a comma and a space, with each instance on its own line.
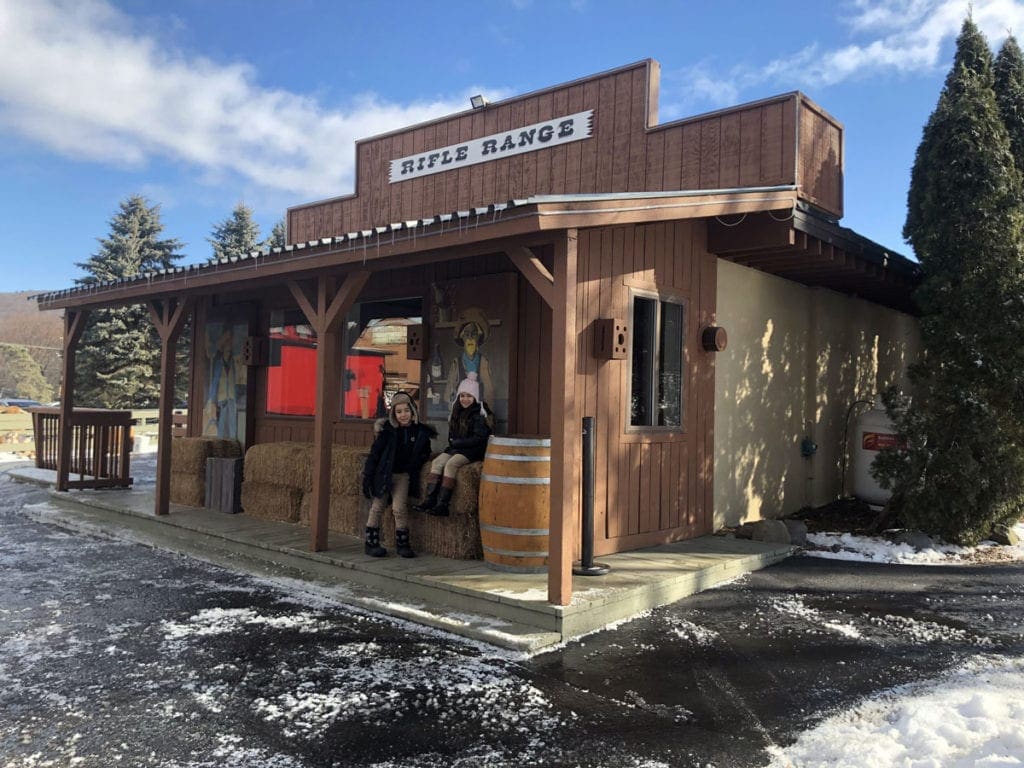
876, 19, 1024, 544
263, 219, 286, 250
74, 195, 183, 408
209, 202, 262, 262
995, 35, 1024, 170
0, 344, 52, 402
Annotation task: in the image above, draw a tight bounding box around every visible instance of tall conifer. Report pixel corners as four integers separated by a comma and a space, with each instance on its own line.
877, 19, 1024, 543
995, 35, 1024, 169
209, 202, 262, 262
73, 195, 183, 408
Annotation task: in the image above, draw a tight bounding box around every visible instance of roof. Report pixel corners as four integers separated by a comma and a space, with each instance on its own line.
31, 186, 915, 312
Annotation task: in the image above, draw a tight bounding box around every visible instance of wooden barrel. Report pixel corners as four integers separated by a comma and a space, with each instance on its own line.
478, 436, 551, 573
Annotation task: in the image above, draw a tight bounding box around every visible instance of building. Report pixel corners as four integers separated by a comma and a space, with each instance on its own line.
33, 60, 919, 606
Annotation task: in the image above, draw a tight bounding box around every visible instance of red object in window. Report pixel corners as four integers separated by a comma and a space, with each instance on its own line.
344, 350, 387, 419
267, 343, 317, 415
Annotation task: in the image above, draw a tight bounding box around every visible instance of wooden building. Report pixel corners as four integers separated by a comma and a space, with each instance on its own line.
33, 60, 919, 605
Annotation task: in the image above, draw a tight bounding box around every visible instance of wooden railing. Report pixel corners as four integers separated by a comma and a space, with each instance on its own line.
31, 407, 134, 489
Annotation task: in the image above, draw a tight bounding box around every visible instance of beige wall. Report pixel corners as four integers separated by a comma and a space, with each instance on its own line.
713, 259, 919, 528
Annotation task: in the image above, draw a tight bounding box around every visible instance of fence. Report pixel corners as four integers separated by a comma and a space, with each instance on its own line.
32, 408, 134, 489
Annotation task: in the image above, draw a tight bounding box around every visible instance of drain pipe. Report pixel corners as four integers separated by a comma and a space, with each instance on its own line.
573, 416, 610, 577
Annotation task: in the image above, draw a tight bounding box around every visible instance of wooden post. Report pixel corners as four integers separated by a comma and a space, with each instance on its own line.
288, 271, 370, 552
147, 297, 194, 516
57, 309, 89, 492
548, 230, 579, 606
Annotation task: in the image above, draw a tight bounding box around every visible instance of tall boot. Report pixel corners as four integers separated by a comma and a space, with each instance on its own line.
428, 480, 455, 517
364, 526, 387, 557
395, 528, 416, 558
414, 474, 441, 512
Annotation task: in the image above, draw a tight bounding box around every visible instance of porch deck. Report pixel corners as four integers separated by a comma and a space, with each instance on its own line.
7, 465, 793, 653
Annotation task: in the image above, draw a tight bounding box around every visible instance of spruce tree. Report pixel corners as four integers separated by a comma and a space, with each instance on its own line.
263, 219, 286, 250
209, 202, 262, 262
995, 35, 1024, 170
74, 195, 183, 408
876, 19, 1024, 544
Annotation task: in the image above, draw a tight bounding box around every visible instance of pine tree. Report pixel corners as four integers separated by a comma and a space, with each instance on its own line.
209, 202, 262, 263
73, 195, 183, 408
263, 219, 286, 250
876, 19, 1024, 544
0, 344, 52, 402
995, 35, 1024, 170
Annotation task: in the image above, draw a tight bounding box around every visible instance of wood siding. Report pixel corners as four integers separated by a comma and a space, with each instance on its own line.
574, 220, 716, 554
288, 61, 843, 243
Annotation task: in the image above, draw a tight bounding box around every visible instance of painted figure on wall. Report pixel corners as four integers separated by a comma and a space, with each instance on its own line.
204, 322, 247, 442
444, 308, 494, 408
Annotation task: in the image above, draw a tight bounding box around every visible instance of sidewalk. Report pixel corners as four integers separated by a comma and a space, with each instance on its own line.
6, 464, 793, 653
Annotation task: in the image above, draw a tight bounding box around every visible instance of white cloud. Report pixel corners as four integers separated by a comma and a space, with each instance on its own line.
0, 0, 498, 199
663, 0, 1024, 114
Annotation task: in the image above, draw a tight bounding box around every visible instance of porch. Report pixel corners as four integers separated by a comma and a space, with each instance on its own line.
7, 463, 792, 652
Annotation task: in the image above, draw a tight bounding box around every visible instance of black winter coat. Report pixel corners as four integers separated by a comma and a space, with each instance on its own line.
362, 421, 436, 499
446, 402, 492, 462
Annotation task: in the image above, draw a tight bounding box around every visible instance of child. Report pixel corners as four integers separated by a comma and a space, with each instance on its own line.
362, 392, 436, 557
416, 376, 492, 517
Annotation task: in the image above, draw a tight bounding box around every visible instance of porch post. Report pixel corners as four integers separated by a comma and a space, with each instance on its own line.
147, 297, 194, 516
57, 309, 89, 492
548, 230, 579, 606
289, 271, 370, 552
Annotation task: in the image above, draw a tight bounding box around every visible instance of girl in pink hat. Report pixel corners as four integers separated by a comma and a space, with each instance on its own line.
415, 375, 492, 516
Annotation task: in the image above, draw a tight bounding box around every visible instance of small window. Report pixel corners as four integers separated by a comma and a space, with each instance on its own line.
630, 294, 684, 428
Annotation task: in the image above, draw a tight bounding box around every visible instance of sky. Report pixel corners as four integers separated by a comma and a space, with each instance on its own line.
3, 0, 1024, 293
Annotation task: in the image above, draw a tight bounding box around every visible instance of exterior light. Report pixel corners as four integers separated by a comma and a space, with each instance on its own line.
470, 94, 489, 109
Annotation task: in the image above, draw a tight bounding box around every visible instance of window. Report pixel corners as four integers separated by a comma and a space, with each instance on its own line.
263, 298, 423, 419
630, 294, 684, 428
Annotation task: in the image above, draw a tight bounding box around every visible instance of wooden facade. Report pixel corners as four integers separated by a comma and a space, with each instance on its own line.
34, 58, 917, 606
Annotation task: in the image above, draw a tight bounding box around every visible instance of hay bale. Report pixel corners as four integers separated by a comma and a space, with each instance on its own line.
396, 462, 483, 560
300, 492, 363, 536
171, 436, 242, 475
240, 480, 302, 523
244, 442, 313, 491
170, 472, 204, 507
332, 445, 368, 496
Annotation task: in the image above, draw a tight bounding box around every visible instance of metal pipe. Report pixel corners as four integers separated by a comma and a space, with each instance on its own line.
573, 416, 610, 577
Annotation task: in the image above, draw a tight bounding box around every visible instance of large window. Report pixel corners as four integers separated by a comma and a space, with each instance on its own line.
630, 293, 684, 428
264, 297, 422, 419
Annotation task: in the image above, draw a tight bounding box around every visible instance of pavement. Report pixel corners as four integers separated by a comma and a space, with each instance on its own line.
4, 462, 792, 652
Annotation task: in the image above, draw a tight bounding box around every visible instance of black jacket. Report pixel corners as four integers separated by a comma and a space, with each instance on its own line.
446, 401, 493, 462
362, 421, 436, 499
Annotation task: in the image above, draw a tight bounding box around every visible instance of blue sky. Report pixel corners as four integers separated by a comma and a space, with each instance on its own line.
2, 0, 1023, 292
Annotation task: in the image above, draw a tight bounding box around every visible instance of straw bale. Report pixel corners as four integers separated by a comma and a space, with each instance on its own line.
241, 480, 302, 523
171, 436, 242, 476
299, 492, 363, 536
244, 442, 313, 491
331, 446, 368, 496
396, 462, 483, 560
170, 472, 205, 507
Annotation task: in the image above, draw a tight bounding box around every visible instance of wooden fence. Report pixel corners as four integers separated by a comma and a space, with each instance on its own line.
32, 408, 134, 489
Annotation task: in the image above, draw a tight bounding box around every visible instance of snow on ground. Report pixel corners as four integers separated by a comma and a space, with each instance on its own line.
765, 653, 1024, 768
803, 522, 1024, 565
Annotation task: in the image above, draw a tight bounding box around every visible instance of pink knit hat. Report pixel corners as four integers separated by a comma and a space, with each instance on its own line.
456, 377, 480, 402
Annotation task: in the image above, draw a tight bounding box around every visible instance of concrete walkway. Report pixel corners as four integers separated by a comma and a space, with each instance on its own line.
6, 465, 793, 652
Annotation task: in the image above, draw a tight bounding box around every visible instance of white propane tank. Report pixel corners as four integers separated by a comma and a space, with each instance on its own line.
853, 397, 897, 507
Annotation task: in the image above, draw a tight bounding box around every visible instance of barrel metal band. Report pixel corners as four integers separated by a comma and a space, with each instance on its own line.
483, 544, 550, 557
480, 523, 549, 536
486, 453, 552, 462
481, 474, 550, 485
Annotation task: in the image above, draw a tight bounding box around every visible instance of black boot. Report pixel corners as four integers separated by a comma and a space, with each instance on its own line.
414, 476, 441, 512
395, 528, 416, 558
428, 486, 453, 517
364, 526, 387, 557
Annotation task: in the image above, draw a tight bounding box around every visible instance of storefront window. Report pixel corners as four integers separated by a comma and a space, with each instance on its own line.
630, 293, 684, 428
264, 298, 423, 419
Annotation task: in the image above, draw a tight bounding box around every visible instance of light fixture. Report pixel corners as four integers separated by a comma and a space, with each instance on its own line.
470, 94, 489, 109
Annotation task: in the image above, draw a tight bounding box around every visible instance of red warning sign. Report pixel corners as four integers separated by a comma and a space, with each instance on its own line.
862, 431, 900, 451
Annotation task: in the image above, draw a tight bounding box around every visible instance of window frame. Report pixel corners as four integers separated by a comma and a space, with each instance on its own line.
624, 288, 687, 436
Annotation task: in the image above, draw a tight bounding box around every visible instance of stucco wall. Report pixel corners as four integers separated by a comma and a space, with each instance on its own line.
713, 259, 919, 528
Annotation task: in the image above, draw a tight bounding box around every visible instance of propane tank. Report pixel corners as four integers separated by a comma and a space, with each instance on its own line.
853, 397, 897, 507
